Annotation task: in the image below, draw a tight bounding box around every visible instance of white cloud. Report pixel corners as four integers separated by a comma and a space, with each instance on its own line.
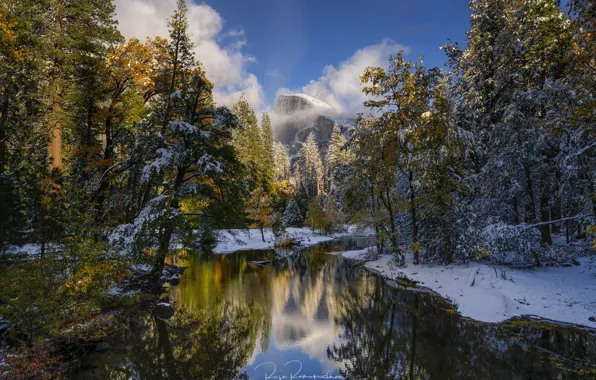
213, 74, 264, 112
220, 29, 245, 39
279, 39, 409, 115
113, 0, 264, 109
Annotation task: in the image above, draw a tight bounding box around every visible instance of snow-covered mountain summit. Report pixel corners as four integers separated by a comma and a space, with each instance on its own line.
272, 94, 354, 155
274, 93, 335, 115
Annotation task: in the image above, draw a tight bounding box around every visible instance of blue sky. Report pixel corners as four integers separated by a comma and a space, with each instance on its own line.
114, 0, 472, 113
208, 0, 472, 103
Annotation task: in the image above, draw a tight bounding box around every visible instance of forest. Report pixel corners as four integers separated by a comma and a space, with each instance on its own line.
0, 0, 594, 377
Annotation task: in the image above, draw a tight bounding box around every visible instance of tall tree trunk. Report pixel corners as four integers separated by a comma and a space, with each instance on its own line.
408, 171, 419, 264
152, 226, 173, 280
93, 112, 115, 221
151, 168, 185, 279
370, 184, 383, 253
0, 92, 8, 173
48, 116, 63, 171
551, 199, 562, 233
524, 164, 536, 223
383, 183, 401, 261
49, 6, 64, 173
588, 178, 596, 219
444, 223, 453, 265
539, 185, 552, 246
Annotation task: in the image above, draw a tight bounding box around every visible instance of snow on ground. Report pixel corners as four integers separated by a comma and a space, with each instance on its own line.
213, 227, 367, 254
4, 243, 62, 257
344, 249, 596, 328
341, 248, 371, 260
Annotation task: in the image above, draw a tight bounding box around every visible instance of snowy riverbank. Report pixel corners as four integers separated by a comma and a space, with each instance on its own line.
340, 248, 596, 328
213, 227, 363, 253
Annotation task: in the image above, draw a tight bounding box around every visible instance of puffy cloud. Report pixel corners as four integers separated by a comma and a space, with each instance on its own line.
113, 0, 264, 109
213, 74, 264, 111
281, 39, 409, 115
220, 29, 245, 39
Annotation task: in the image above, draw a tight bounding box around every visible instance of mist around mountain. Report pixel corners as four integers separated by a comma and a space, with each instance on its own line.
271, 93, 355, 156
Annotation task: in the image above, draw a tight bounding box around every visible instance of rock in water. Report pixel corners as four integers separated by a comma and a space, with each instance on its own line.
249, 260, 271, 266
153, 302, 175, 320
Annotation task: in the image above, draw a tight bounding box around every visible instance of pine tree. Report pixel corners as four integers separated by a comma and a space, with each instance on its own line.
454, 0, 571, 247
40, 0, 123, 173
561, 0, 596, 220
305, 197, 326, 234
92, 37, 167, 223
0, 1, 47, 248
260, 112, 275, 190
110, 1, 244, 278
298, 132, 324, 198
283, 198, 303, 227
232, 95, 264, 188
324, 195, 344, 234
326, 122, 351, 191
274, 142, 290, 181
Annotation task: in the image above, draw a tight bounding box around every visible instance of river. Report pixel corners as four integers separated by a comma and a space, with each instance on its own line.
74, 237, 596, 379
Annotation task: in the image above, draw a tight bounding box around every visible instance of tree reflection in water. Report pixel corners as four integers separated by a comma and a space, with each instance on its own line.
76, 303, 256, 379
328, 268, 596, 379
75, 238, 596, 380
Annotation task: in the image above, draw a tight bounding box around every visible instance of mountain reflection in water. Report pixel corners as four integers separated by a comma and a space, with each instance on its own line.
75, 238, 596, 379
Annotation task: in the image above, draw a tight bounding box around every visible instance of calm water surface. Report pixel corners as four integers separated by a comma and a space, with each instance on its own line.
75, 238, 596, 379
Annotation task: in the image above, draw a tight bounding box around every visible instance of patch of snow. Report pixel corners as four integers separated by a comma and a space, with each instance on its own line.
141, 148, 173, 183
4, 243, 61, 257
350, 251, 596, 328
107, 285, 139, 297
131, 264, 151, 273
293, 93, 335, 111
213, 227, 359, 254
346, 225, 375, 236
197, 154, 223, 173
170, 91, 183, 99
330, 117, 357, 131
170, 120, 198, 134
107, 286, 124, 296
341, 248, 370, 260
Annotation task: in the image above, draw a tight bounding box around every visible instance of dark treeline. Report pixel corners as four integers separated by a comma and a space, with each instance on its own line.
340, 0, 595, 265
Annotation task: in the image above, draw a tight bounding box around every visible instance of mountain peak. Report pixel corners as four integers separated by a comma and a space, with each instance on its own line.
274, 93, 334, 115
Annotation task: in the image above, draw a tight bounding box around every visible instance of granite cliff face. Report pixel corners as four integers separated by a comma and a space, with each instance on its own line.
274, 94, 332, 115
272, 94, 354, 155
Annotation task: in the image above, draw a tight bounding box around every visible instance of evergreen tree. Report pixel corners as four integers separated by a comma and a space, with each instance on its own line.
283, 197, 303, 227
305, 197, 327, 234
260, 112, 275, 189
40, 0, 123, 173
559, 0, 596, 221
326, 122, 351, 191
92, 37, 167, 223
110, 1, 244, 278
0, 0, 47, 249
274, 142, 290, 181
232, 95, 265, 188
450, 0, 572, 247
323, 195, 345, 234
298, 132, 324, 198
